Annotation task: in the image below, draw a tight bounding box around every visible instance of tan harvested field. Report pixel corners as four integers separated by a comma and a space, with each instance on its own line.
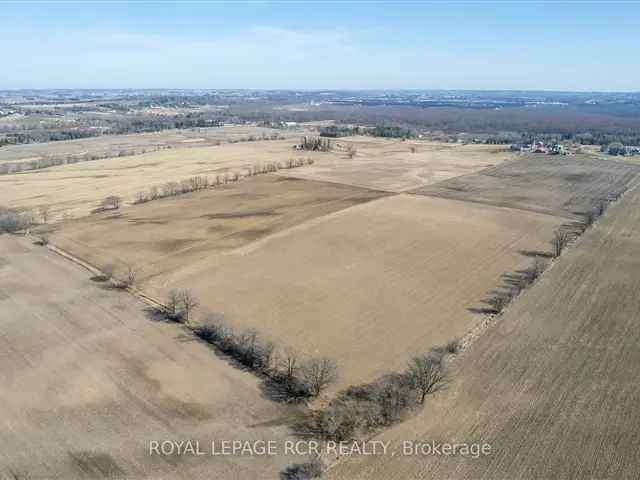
277, 137, 515, 192
413, 154, 640, 218
49, 175, 389, 284
1, 137, 516, 222
0, 235, 306, 480
0, 139, 334, 220
0, 124, 306, 164
327, 181, 640, 480
50, 191, 562, 390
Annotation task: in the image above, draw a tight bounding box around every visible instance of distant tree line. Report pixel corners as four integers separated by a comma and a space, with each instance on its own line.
244, 104, 640, 146
319, 125, 416, 139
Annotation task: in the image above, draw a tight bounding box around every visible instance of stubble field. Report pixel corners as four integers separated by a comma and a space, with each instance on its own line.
0, 235, 305, 480
327, 179, 640, 480
413, 154, 640, 218
277, 137, 514, 192
0, 137, 514, 221
49, 175, 389, 286
0, 139, 329, 220
0, 124, 305, 165
51, 189, 562, 389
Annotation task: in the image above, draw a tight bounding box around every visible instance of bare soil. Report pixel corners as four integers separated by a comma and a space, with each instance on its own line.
49, 175, 389, 285
0, 235, 305, 480
412, 154, 640, 218
150, 193, 560, 389
327, 180, 640, 480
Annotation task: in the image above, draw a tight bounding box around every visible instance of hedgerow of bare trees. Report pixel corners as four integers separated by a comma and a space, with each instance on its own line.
311, 344, 453, 442
487, 255, 549, 314
485, 190, 625, 316
123, 265, 138, 288
166, 289, 181, 320
551, 229, 572, 258
38, 205, 51, 224
165, 289, 199, 324
132, 159, 314, 206
192, 315, 338, 401
302, 358, 338, 397
297, 136, 332, 152
0, 145, 176, 176
101, 195, 122, 211
178, 290, 199, 323
281, 458, 324, 480
0, 133, 289, 176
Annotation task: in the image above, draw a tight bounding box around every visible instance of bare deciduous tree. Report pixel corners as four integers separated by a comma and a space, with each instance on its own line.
38, 205, 51, 224
261, 341, 277, 373
238, 328, 260, 367
583, 208, 596, 229
124, 265, 138, 288
282, 347, 299, 380
487, 291, 509, 313
101, 195, 122, 210
407, 353, 446, 403
532, 256, 547, 279
178, 289, 199, 323
302, 358, 338, 396
551, 229, 571, 258
596, 199, 607, 217
166, 289, 181, 319
134, 191, 148, 204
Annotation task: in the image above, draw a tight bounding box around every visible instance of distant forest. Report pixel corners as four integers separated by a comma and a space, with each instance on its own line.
250, 105, 640, 146
2, 91, 640, 148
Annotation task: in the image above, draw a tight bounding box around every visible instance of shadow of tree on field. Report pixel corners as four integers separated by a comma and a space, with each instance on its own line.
518, 249, 552, 259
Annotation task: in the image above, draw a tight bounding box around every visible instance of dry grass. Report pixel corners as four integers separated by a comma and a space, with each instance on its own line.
0, 139, 328, 220
278, 137, 515, 192
0, 137, 515, 222
327, 180, 640, 480
0, 124, 304, 164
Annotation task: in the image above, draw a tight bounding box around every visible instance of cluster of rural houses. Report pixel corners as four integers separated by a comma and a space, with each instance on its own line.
510, 142, 567, 155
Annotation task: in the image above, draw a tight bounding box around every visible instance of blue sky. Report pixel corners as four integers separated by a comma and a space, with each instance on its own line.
1, 1, 638, 91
